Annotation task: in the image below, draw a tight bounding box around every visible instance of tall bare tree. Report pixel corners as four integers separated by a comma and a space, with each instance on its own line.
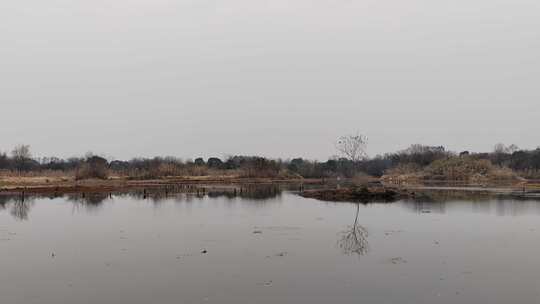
335, 133, 368, 162
11, 144, 32, 171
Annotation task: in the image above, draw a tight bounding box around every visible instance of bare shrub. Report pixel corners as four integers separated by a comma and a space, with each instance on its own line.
240, 158, 281, 178
76, 156, 109, 180
185, 164, 209, 176
351, 172, 375, 187
384, 163, 422, 176
425, 157, 518, 182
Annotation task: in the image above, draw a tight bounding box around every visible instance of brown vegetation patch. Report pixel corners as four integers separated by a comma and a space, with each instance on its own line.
382, 157, 522, 185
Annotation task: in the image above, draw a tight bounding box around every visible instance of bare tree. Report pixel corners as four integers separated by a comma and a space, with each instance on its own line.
11, 144, 32, 171
335, 133, 368, 162
493, 143, 505, 154
494, 143, 519, 154
507, 144, 519, 154
0, 152, 9, 169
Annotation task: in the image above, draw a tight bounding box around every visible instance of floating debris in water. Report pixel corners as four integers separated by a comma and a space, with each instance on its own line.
257, 280, 273, 287
390, 257, 407, 264
253, 230, 263, 234
201, 249, 208, 254
384, 230, 403, 236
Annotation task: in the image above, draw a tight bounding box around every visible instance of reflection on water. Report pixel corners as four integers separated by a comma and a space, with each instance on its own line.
66, 193, 111, 211
2, 185, 540, 304
2, 185, 540, 221
0, 195, 34, 221
0, 185, 286, 220
10, 198, 33, 221
400, 197, 540, 216
337, 203, 369, 256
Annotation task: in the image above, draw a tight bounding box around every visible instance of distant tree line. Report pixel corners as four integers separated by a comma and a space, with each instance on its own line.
1, 143, 539, 179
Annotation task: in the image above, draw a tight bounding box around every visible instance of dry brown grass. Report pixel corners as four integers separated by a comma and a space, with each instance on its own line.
0, 169, 74, 178
0, 176, 72, 187
351, 173, 378, 186
382, 157, 522, 185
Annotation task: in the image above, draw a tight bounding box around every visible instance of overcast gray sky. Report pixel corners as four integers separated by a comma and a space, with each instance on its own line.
1, 0, 539, 160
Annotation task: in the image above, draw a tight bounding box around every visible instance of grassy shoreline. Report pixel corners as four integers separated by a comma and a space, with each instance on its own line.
0, 175, 322, 194
2, 174, 539, 195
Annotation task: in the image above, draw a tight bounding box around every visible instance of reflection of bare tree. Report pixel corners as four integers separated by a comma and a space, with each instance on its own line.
337, 203, 369, 256
0, 196, 9, 210
207, 185, 282, 201
67, 193, 108, 211
10, 197, 34, 221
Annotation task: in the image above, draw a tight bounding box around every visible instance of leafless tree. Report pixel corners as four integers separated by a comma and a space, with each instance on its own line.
494, 143, 519, 154
493, 143, 507, 154
335, 133, 368, 162
507, 144, 519, 154
11, 144, 32, 171
11, 144, 31, 160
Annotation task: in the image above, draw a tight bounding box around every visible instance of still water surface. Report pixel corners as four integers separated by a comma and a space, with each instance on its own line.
1, 189, 540, 304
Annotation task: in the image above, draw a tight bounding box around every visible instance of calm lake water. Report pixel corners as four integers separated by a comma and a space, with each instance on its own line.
1, 188, 540, 304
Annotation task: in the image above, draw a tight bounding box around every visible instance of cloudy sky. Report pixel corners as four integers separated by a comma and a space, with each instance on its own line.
1, 0, 539, 160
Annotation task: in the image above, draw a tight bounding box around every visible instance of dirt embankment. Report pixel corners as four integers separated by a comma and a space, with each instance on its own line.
0, 175, 319, 194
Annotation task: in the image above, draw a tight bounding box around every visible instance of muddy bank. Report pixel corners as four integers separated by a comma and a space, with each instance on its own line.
0, 176, 322, 195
